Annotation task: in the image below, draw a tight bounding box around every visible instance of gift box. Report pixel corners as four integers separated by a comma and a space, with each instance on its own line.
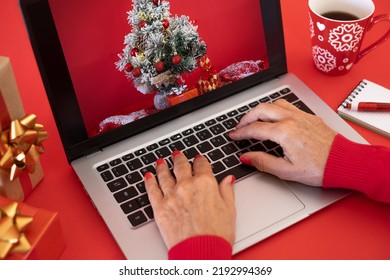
167, 87, 199, 106
0, 196, 66, 259
0, 56, 46, 201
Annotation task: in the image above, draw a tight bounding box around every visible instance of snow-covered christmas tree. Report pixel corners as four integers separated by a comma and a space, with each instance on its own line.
116, 0, 207, 110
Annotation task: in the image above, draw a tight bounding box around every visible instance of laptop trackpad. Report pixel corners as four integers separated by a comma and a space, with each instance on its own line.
234, 173, 305, 242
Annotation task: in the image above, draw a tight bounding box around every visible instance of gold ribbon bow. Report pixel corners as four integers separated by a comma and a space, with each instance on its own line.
0, 114, 48, 181
0, 202, 33, 259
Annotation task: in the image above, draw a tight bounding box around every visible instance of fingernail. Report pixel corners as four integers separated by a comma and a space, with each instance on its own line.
240, 155, 252, 166
156, 158, 165, 166
230, 175, 236, 185
144, 172, 153, 180
195, 154, 202, 159
172, 150, 181, 157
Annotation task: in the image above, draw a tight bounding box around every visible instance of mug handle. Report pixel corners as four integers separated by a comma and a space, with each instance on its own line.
356, 14, 390, 63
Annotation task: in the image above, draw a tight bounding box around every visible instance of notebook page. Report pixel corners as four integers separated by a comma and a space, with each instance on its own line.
337, 79, 390, 137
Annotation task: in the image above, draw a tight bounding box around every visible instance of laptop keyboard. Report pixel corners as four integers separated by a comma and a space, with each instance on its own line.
96, 87, 314, 228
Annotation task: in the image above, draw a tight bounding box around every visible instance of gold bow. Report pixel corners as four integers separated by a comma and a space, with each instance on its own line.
0, 114, 48, 181
0, 202, 33, 259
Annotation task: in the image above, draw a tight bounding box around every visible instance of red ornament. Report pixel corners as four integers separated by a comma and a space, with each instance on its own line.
153, 0, 160, 5
155, 61, 164, 72
125, 63, 133, 72
138, 20, 147, 29
133, 67, 142, 77
172, 54, 182, 65
162, 19, 170, 29
131, 48, 139, 57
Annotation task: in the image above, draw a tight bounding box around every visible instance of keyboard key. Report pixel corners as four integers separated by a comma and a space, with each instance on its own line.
249, 101, 259, 108
184, 147, 199, 159
100, 170, 114, 182
238, 105, 250, 112
171, 133, 182, 141
96, 163, 109, 172
183, 128, 194, 136
128, 211, 148, 227
215, 164, 257, 183
109, 158, 122, 167
235, 140, 251, 149
263, 140, 279, 150
223, 155, 240, 167
107, 178, 128, 192
216, 114, 227, 122
141, 153, 157, 165
112, 164, 128, 177
211, 135, 227, 147
196, 129, 213, 141
122, 153, 134, 161
146, 143, 159, 151
280, 93, 299, 103
155, 146, 171, 158
183, 135, 199, 147
137, 194, 150, 207
250, 143, 267, 152
212, 161, 226, 174
136, 182, 146, 193
197, 142, 213, 153
205, 119, 217, 126
227, 110, 238, 117
135, 148, 147, 156
144, 206, 154, 219
127, 158, 143, 171
260, 96, 271, 103
222, 119, 237, 130
193, 124, 205, 131
208, 149, 224, 161
280, 88, 291, 95
125, 171, 143, 184
159, 138, 170, 146
114, 186, 138, 203
140, 165, 156, 176
210, 124, 225, 135
169, 141, 185, 151
222, 143, 238, 155
121, 198, 140, 214
293, 101, 314, 114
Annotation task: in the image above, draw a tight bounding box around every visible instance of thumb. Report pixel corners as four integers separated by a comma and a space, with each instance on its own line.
240, 152, 294, 180
219, 175, 236, 206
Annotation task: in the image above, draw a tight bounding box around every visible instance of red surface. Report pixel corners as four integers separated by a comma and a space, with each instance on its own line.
0, 0, 389, 259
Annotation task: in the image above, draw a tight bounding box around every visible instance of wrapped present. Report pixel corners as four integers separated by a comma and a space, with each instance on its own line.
197, 55, 222, 94
0, 196, 66, 259
167, 87, 199, 106
0, 56, 48, 201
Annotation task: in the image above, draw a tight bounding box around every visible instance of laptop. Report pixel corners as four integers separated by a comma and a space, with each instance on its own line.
20, 0, 366, 259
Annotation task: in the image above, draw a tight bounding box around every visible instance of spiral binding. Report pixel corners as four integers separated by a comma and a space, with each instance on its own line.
341, 80, 368, 108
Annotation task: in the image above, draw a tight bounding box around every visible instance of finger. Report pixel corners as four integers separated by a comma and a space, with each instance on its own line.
144, 172, 163, 207
192, 154, 213, 176
219, 175, 236, 207
171, 150, 193, 182
273, 98, 305, 113
230, 121, 281, 143
239, 152, 296, 181
155, 158, 176, 195
236, 102, 291, 128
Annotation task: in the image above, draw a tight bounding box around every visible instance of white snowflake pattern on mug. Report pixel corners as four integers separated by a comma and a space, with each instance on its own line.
312, 46, 336, 72
328, 23, 364, 52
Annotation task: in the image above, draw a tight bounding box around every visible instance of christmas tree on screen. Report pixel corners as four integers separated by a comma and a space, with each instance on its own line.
116, 0, 207, 110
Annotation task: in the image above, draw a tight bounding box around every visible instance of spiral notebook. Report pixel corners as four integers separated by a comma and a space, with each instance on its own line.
338, 79, 390, 138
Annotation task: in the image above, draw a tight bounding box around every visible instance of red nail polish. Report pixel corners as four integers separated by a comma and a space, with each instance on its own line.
240, 155, 252, 166
156, 158, 165, 166
144, 172, 153, 180
172, 150, 181, 157
230, 175, 236, 185
195, 154, 203, 159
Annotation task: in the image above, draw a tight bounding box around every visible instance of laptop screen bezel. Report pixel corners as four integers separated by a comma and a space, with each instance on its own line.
20, 0, 287, 163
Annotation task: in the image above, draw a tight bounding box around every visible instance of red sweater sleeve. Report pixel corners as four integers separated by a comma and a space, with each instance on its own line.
168, 235, 232, 260
323, 134, 390, 203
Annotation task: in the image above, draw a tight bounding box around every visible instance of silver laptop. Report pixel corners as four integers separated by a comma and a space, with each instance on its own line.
20, 0, 366, 259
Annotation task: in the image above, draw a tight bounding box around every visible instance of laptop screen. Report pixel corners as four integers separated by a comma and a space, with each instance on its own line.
20, 0, 287, 162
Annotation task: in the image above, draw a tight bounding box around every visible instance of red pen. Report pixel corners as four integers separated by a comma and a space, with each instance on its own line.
346, 102, 390, 111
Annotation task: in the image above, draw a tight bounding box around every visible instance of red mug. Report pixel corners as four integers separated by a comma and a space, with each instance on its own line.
309, 0, 390, 75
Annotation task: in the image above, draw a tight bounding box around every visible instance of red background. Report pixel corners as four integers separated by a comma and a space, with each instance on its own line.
0, 0, 389, 259
48, 0, 266, 134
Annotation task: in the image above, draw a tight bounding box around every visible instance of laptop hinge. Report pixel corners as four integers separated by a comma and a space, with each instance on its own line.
85, 149, 103, 158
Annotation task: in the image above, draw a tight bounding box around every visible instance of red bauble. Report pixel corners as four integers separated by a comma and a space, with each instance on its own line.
153, 0, 160, 5
125, 63, 133, 72
138, 20, 147, 29
162, 19, 170, 29
133, 67, 142, 77
172, 54, 182, 65
155, 61, 164, 72
131, 48, 139, 57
